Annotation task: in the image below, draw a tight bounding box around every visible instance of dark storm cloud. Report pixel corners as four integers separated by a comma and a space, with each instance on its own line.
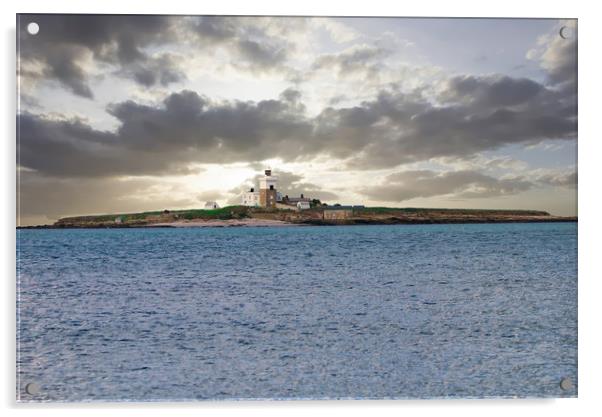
235, 39, 287, 71
361, 170, 533, 202
190, 16, 238, 42
18, 89, 314, 177
18, 67, 577, 178
127, 54, 186, 87
441, 75, 544, 107
107, 89, 314, 158
18, 14, 181, 97
18, 15, 298, 97
42, 47, 95, 98
18, 112, 194, 177
338, 74, 576, 169
189, 16, 297, 73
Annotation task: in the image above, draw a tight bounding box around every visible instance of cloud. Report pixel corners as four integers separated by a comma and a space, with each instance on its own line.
17, 171, 198, 225
258, 170, 339, 201
227, 170, 338, 205
18, 67, 577, 177
432, 154, 530, 173
234, 39, 288, 72
311, 44, 389, 77
338, 73, 576, 168
311, 18, 359, 43
18, 14, 180, 97
527, 20, 577, 91
18, 89, 314, 177
15, 17, 579, 224
190, 16, 296, 73
125, 54, 186, 87
190, 16, 238, 42
440, 75, 544, 107
186, 16, 302, 75
196, 190, 227, 202
18, 15, 304, 98
534, 170, 577, 189
18, 111, 195, 177
361, 170, 533, 202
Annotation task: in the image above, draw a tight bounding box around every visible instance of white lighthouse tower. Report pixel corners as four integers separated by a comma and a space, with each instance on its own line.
241, 168, 281, 208
259, 169, 278, 208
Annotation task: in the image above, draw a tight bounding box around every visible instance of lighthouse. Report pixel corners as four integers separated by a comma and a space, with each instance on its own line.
259, 169, 278, 208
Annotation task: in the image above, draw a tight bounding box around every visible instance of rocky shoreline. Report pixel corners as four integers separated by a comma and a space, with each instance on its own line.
18, 213, 577, 229
150, 218, 299, 228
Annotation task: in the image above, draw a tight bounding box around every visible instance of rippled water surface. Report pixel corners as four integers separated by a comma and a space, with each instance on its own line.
17, 223, 577, 401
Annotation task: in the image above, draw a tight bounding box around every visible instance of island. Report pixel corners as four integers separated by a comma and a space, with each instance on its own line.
17, 206, 576, 229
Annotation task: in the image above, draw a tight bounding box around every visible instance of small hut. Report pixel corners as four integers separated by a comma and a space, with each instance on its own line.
297, 201, 311, 210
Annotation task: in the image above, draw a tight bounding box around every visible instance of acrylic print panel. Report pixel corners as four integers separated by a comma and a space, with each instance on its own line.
16, 14, 578, 402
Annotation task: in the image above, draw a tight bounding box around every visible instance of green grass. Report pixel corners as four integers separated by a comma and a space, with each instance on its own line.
175, 206, 249, 220
57, 205, 250, 224
56, 204, 552, 225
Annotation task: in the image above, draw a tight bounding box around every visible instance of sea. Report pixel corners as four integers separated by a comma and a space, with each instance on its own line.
16, 222, 577, 401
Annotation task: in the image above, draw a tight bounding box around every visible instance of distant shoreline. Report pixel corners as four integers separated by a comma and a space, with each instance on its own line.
16, 205, 577, 229
17, 217, 577, 229
151, 218, 299, 228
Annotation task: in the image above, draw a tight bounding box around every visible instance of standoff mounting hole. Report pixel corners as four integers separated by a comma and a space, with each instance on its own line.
25, 382, 40, 395
559, 26, 574, 40
560, 377, 573, 391
27, 22, 39, 35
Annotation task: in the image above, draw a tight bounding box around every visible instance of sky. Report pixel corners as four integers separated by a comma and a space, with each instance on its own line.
17, 15, 577, 225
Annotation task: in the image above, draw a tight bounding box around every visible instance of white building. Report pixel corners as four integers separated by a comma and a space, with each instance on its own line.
204, 201, 220, 209
242, 169, 280, 208
297, 201, 311, 210
242, 188, 260, 207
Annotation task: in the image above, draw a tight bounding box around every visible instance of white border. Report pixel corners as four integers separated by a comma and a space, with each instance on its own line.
3, 1, 601, 416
